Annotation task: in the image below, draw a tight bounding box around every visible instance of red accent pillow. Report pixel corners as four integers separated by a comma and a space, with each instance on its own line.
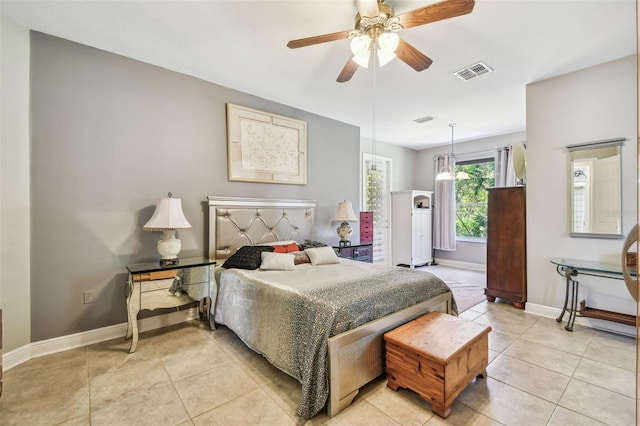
272, 242, 300, 253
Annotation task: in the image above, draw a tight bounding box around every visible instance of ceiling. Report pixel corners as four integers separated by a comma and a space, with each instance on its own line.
1, 0, 636, 150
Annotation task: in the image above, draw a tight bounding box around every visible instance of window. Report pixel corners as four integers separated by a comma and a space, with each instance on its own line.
455, 158, 494, 239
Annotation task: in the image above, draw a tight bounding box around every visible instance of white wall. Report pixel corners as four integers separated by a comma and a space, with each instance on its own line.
527, 55, 637, 320
1, 15, 31, 351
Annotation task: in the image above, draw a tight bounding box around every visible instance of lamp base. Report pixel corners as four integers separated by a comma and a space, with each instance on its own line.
160, 258, 179, 267
157, 229, 182, 265
338, 240, 351, 247
336, 221, 353, 246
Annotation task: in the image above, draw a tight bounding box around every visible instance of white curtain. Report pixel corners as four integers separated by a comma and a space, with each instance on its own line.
495, 145, 517, 187
433, 154, 456, 251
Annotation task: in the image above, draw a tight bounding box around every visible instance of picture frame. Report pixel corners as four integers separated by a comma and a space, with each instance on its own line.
226, 103, 307, 185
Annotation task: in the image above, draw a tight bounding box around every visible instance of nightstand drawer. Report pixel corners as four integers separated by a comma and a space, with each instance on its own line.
353, 245, 372, 261
333, 243, 373, 263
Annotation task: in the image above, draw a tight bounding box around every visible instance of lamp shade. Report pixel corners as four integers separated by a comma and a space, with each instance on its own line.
332, 201, 358, 222
378, 32, 399, 54
351, 35, 371, 68
350, 35, 371, 57
143, 197, 192, 230
377, 50, 396, 67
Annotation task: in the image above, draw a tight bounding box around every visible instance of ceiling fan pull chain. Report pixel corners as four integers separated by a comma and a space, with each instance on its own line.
371, 45, 377, 167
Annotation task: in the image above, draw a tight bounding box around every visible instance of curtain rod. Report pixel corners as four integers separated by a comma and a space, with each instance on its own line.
433, 148, 497, 161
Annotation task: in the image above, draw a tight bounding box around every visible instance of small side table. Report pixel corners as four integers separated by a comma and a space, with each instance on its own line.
125, 257, 216, 353
333, 243, 373, 263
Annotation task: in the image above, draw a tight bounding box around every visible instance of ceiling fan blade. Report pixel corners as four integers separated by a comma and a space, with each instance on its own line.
355, 0, 379, 18
396, 39, 433, 72
396, 0, 475, 30
287, 30, 351, 49
337, 56, 359, 83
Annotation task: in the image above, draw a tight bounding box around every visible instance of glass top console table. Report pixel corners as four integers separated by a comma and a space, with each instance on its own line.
549, 257, 636, 331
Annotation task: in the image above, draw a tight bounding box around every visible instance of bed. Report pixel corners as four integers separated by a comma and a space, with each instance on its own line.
206, 196, 456, 419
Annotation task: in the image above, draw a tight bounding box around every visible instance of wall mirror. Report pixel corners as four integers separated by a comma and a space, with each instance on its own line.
567, 138, 624, 238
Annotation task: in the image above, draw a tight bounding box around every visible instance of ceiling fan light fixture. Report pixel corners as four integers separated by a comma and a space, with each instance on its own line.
288, 0, 477, 82
378, 32, 399, 53
377, 50, 396, 67
350, 35, 371, 57
353, 53, 370, 68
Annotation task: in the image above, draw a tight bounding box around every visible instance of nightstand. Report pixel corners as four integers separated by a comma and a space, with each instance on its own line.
125, 257, 216, 353
333, 243, 373, 263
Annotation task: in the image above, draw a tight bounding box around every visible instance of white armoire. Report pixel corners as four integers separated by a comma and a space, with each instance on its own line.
391, 190, 433, 268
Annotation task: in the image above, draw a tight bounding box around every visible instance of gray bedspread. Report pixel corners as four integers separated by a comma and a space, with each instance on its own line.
213, 259, 456, 419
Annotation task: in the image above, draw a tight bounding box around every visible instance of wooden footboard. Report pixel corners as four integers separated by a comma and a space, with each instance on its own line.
326, 292, 453, 417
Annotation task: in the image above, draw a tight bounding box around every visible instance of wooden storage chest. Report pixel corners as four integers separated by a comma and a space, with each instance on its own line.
384, 311, 491, 418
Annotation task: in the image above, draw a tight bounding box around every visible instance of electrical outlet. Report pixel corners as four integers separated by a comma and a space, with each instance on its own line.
84, 290, 95, 304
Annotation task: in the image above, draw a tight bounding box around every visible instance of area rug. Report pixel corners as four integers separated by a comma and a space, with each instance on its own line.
416, 264, 486, 313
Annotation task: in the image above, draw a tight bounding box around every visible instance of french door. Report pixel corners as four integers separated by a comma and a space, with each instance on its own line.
362, 153, 392, 264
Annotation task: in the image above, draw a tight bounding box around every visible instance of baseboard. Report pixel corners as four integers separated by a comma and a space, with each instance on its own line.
5, 302, 635, 371
3, 308, 200, 371
525, 302, 636, 338
433, 258, 486, 272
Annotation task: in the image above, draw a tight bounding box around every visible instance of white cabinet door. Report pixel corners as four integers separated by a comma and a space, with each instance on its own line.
412, 209, 431, 265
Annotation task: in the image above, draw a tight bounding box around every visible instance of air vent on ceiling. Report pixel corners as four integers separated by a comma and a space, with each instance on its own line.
454, 61, 493, 81
413, 115, 435, 124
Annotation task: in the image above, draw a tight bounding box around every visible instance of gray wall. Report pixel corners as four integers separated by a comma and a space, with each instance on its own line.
360, 136, 418, 196
30, 32, 360, 342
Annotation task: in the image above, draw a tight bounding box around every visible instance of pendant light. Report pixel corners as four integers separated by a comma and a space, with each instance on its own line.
436, 123, 457, 181
435, 123, 469, 181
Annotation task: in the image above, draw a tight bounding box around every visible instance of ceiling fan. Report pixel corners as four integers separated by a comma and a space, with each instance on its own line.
287, 0, 475, 83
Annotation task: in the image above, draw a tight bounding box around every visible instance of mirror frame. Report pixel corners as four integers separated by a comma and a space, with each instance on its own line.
567, 137, 625, 239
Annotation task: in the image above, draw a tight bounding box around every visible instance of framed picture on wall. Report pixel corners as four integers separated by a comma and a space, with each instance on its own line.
226, 103, 307, 185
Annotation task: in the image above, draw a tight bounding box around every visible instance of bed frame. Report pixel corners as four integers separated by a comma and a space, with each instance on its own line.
206, 196, 454, 417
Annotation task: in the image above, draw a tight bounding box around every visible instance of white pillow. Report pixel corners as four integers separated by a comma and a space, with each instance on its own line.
305, 246, 339, 265
260, 252, 296, 271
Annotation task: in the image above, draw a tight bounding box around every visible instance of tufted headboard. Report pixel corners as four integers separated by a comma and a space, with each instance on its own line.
207, 196, 315, 260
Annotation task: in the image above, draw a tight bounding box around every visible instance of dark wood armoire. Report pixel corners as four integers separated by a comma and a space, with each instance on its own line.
485, 186, 527, 308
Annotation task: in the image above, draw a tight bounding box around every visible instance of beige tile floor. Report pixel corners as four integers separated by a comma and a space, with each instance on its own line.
1, 301, 636, 425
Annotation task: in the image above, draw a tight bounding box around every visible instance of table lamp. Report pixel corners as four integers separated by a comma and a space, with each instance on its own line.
143, 192, 192, 266
333, 200, 358, 246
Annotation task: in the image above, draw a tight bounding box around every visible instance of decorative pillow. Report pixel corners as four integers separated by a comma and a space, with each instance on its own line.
272, 242, 301, 253
294, 253, 311, 265
305, 246, 340, 265
300, 240, 328, 250
260, 252, 296, 271
222, 245, 274, 270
